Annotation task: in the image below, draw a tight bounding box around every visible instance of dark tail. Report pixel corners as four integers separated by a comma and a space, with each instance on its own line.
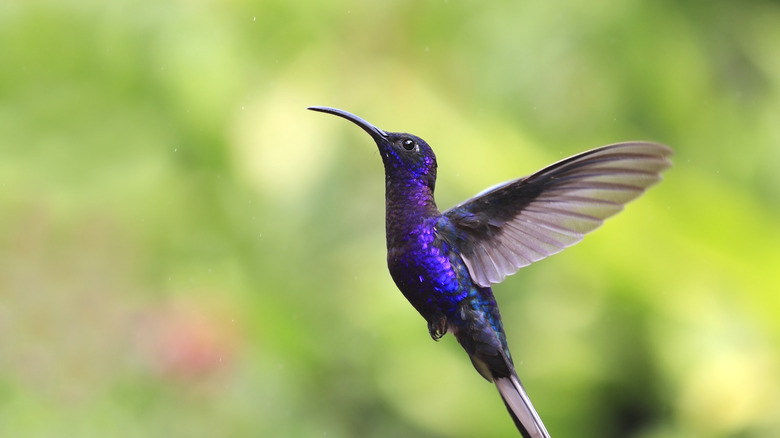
494, 374, 550, 438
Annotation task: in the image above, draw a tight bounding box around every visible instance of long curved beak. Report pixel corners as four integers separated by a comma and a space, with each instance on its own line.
308, 106, 388, 142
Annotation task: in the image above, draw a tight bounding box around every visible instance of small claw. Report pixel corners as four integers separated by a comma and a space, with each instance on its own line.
428, 316, 448, 341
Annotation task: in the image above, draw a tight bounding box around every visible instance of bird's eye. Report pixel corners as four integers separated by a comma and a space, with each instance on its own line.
402, 139, 416, 151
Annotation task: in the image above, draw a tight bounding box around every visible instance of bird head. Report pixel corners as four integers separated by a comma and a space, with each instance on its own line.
309, 106, 438, 190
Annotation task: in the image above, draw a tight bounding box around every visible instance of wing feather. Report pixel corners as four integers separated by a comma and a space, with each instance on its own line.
440, 142, 672, 287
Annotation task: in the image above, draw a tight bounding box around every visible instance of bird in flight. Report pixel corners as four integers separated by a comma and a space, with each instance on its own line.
309, 106, 672, 437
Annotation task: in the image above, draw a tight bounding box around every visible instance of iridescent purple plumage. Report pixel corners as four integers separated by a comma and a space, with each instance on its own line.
308, 106, 672, 438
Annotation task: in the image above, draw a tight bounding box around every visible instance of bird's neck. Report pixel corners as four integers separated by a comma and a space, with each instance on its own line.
384, 177, 440, 249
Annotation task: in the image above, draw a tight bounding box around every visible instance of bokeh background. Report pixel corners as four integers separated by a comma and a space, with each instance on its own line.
2, 0, 779, 437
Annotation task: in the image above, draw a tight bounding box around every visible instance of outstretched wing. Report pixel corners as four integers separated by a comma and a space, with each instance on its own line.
440, 142, 672, 288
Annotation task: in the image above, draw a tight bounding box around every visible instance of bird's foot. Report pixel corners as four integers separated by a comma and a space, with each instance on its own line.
427, 316, 448, 341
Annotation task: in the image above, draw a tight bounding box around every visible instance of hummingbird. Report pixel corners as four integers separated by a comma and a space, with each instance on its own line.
309, 106, 672, 437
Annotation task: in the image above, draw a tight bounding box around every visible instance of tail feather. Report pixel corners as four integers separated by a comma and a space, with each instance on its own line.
495, 374, 550, 438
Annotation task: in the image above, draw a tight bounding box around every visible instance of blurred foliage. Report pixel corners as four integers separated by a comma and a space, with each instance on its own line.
2, 0, 779, 437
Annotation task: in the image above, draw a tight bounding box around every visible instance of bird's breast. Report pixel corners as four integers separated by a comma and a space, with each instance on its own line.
386, 220, 468, 318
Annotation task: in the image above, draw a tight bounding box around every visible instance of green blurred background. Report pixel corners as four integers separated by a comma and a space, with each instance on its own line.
2, 0, 779, 437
